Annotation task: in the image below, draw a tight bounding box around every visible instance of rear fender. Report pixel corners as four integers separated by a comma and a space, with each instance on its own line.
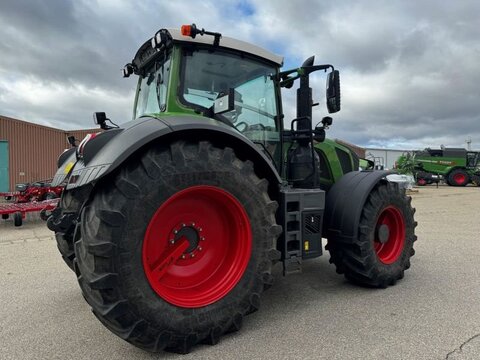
59, 115, 282, 191
51, 148, 77, 186
323, 170, 393, 242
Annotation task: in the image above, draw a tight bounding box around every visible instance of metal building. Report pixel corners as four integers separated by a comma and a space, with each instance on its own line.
364, 148, 409, 170
0, 115, 96, 191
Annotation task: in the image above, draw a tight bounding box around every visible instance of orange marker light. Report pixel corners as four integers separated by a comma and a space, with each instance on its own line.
181, 25, 192, 37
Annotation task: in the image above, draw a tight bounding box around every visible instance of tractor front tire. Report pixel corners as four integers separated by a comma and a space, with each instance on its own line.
447, 169, 469, 186
74, 140, 280, 353
327, 182, 417, 288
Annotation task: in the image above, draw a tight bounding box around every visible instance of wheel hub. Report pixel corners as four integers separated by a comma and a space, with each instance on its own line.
142, 185, 252, 308
171, 223, 205, 257
376, 224, 390, 244
453, 173, 466, 184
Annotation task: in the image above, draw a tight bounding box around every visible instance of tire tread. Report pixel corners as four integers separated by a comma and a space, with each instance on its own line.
74, 140, 280, 353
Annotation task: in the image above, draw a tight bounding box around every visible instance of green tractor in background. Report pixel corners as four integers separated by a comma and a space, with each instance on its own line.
47, 24, 417, 353
398, 147, 480, 186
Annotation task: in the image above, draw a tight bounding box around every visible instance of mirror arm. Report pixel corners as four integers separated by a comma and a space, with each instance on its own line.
279, 74, 300, 87
301, 64, 334, 76
277, 64, 334, 81
278, 68, 299, 78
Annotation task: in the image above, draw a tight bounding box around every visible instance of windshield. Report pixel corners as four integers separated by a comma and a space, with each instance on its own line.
181, 49, 281, 165
135, 54, 171, 118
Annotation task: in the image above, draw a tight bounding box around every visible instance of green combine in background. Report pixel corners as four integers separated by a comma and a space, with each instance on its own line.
397, 147, 480, 186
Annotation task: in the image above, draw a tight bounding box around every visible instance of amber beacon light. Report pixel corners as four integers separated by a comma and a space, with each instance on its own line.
181, 23, 222, 46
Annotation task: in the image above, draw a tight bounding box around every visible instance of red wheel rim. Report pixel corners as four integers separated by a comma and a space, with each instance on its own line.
142, 185, 252, 308
417, 178, 426, 186
453, 173, 466, 185
373, 206, 405, 264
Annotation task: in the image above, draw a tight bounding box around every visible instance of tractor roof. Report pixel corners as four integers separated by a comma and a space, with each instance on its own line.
131, 28, 283, 72
168, 29, 284, 66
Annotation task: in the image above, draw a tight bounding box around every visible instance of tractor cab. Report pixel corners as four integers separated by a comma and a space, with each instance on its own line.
124, 24, 340, 182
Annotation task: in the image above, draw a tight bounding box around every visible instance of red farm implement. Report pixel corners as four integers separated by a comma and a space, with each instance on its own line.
1, 179, 63, 203
0, 191, 20, 201
0, 198, 59, 226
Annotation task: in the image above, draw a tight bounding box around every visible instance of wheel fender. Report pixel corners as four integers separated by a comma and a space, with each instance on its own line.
323, 170, 393, 242
51, 148, 77, 186
64, 115, 282, 190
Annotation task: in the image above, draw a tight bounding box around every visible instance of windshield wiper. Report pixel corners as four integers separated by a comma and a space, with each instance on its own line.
185, 88, 218, 101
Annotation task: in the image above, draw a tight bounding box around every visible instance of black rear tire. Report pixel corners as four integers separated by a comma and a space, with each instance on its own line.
74, 140, 281, 353
13, 212, 22, 227
51, 189, 87, 270
327, 182, 417, 288
472, 175, 480, 186
2, 214, 9, 220
44, 191, 58, 200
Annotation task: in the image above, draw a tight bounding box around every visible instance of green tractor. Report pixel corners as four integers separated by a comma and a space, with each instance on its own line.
47, 24, 417, 353
399, 147, 480, 186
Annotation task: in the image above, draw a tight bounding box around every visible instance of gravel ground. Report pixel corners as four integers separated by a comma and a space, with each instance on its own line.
0, 186, 479, 359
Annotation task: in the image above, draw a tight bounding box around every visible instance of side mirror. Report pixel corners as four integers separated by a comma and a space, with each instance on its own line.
326, 70, 341, 113
213, 89, 235, 114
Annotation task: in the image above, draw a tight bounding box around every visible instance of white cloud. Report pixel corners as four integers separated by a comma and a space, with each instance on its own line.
0, 72, 133, 129
0, 0, 479, 149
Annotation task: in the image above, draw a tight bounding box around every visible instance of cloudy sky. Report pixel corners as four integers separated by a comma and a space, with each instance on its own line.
1, 0, 479, 149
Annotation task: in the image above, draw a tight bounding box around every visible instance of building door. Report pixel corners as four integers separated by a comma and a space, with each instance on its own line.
0, 140, 9, 192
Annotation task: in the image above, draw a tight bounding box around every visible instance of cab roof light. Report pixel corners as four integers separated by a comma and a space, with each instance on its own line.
122, 63, 135, 78
151, 29, 172, 49
181, 23, 222, 46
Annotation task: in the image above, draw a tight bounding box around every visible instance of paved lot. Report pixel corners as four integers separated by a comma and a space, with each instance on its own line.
1, 186, 479, 359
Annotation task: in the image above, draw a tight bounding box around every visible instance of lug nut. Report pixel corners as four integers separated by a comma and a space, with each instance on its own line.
191, 253, 195, 258
182, 223, 186, 227
200, 237, 205, 241
198, 247, 203, 251
181, 254, 186, 259
173, 230, 178, 234
198, 228, 203, 232
191, 222, 195, 226
169, 239, 175, 244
